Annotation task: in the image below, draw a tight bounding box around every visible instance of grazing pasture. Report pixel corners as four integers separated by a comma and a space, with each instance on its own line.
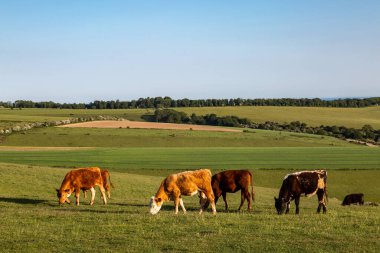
0, 147, 379, 201
0, 163, 379, 253
0, 127, 353, 147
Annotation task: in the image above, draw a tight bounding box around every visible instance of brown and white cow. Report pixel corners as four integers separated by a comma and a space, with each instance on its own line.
83, 169, 114, 199
274, 170, 328, 214
56, 167, 107, 206
342, 193, 364, 206
149, 169, 216, 215
204, 170, 255, 211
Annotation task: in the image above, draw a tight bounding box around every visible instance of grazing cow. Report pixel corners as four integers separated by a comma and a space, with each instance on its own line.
274, 170, 328, 214
204, 170, 255, 211
342, 193, 364, 206
83, 169, 114, 199
149, 169, 216, 215
56, 167, 107, 206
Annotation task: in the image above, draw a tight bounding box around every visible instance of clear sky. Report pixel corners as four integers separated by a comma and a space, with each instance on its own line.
1, 0, 379, 102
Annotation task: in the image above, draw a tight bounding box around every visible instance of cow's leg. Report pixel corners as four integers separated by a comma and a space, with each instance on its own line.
106, 185, 111, 199
174, 196, 180, 215
83, 190, 87, 199
214, 195, 219, 205
98, 185, 107, 205
90, 187, 96, 205
75, 189, 80, 206
295, 195, 300, 214
222, 192, 228, 210
201, 191, 216, 215
238, 191, 246, 211
199, 192, 206, 214
179, 198, 186, 214
245, 189, 252, 211
285, 201, 290, 214
317, 189, 326, 214
199, 192, 210, 214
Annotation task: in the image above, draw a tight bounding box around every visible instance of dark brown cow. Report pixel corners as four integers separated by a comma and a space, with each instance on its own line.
205, 170, 254, 211
274, 170, 328, 214
342, 193, 364, 206
56, 167, 107, 206
83, 169, 114, 199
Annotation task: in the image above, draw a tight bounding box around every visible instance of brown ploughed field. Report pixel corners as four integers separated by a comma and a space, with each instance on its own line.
58, 120, 241, 132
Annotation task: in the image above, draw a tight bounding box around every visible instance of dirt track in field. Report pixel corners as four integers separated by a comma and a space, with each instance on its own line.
58, 120, 242, 132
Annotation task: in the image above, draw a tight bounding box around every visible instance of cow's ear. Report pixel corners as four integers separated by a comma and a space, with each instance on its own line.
274, 197, 277, 201
64, 189, 70, 192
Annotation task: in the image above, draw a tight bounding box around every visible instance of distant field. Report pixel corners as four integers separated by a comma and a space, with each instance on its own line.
2, 106, 380, 130
0, 163, 378, 252
58, 120, 241, 132
0, 127, 353, 147
177, 106, 380, 128
0, 108, 150, 129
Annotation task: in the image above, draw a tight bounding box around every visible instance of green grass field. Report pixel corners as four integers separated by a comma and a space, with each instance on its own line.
0, 147, 379, 201
0, 127, 354, 147
1, 107, 379, 252
0, 108, 149, 129
0, 163, 379, 253
176, 106, 380, 128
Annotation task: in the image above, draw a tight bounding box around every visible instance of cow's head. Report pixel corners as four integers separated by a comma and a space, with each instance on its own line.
274, 197, 287, 215
56, 189, 71, 205
149, 196, 163, 215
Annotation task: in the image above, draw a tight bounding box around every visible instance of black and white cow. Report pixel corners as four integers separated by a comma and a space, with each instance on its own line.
274, 170, 328, 214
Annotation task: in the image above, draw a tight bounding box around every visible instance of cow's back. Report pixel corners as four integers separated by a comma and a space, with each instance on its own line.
165, 169, 212, 195
214, 170, 251, 193
63, 167, 102, 189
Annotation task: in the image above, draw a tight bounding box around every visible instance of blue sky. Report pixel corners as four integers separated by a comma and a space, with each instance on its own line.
1, 0, 379, 102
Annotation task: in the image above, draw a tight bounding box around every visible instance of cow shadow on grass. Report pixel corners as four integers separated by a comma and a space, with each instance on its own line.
0, 197, 47, 205
109, 202, 148, 208
54, 208, 136, 214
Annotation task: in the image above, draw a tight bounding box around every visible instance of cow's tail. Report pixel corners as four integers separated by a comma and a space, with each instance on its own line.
250, 172, 255, 202
109, 175, 115, 188
324, 174, 328, 204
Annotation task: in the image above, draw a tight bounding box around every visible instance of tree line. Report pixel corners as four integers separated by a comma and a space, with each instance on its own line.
150, 109, 380, 143
1, 97, 380, 109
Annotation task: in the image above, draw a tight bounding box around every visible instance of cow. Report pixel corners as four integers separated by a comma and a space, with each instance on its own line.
274, 170, 328, 215
342, 193, 364, 206
82, 169, 114, 199
203, 170, 255, 211
149, 169, 216, 215
56, 167, 107, 206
